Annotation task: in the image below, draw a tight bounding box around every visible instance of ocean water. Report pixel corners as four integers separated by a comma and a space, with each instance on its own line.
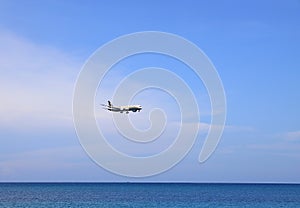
0, 183, 300, 207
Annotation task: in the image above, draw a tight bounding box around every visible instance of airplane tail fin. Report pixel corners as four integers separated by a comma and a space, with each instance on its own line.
108, 100, 112, 107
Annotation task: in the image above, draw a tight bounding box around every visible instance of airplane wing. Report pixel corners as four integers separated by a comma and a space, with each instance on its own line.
101, 106, 110, 110
101, 104, 120, 111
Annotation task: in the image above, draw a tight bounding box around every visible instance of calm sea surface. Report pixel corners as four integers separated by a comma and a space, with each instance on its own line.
0, 183, 300, 207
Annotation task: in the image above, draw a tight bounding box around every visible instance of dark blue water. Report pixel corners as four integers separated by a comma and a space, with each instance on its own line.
0, 183, 300, 207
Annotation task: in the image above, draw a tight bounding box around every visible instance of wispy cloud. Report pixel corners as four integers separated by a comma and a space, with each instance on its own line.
0, 145, 92, 181
0, 30, 80, 129
244, 130, 300, 158
283, 131, 300, 141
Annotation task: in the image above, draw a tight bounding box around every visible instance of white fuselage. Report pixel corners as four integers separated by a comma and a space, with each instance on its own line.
102, 101, 142, 113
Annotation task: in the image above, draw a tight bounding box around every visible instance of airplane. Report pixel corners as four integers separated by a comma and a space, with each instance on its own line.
101, 100, 142, 114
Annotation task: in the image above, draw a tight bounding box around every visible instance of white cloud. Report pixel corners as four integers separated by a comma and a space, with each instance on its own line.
0, 145, 94, 181
0, 30, 80, 129
245, 130, 300, 154
284, 131, 300, 141
0, 30, 235, 180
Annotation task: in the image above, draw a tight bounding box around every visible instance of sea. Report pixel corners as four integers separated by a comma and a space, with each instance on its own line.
0, 183, 300, 207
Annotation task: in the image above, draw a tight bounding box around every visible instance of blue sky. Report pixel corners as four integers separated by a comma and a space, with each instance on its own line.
0, 0, 300, 182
